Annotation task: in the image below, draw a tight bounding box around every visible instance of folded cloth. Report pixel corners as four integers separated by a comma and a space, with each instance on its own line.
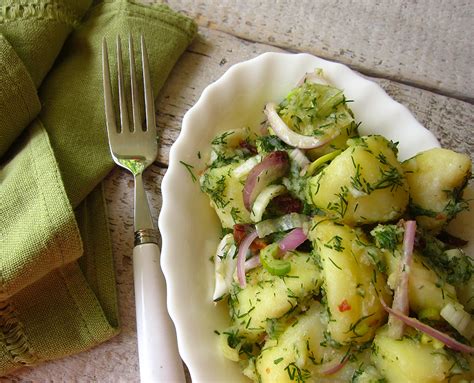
0, 0, 196, 374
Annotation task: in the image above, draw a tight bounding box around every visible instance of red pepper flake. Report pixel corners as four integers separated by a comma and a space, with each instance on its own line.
338, 299, 351, 312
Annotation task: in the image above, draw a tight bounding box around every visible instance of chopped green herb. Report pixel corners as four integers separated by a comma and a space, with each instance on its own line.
327, 185, 349, 218
255, 135, 289, 154
373, 165, 404, 191
419, 232, 473, 285
370, 224, 403, 252
230, 207, 241, 223
180, 160, 197, 182
212, 130, 235, 146
327, 256, 342, 270
284, 362, 311, 382
320, 330, 343, 349
324, 235, 345, 252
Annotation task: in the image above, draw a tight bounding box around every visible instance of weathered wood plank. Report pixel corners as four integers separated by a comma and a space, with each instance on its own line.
157, 27, 473, 166
379, 79, 474, 161
160, 0, 474, 101
7, 16, 472, 383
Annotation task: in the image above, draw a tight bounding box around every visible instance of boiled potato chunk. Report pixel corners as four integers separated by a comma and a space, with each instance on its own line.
402, 148, 471, 233
306, 135, 409, 225
306, 115, 359, 160
384, 251, 457, 319
228, 251, 320, 342
256, 302, 349, 383
309, 219, 390, 344
372, 328, 453, 383
199, 162, 250, 228
211, 128, 254, 151
350, 365, 386, 383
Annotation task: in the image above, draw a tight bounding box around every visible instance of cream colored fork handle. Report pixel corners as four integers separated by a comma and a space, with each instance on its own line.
133, 243, 185, 383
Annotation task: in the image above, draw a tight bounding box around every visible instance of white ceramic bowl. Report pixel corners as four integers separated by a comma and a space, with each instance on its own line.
159, 52, 440, 382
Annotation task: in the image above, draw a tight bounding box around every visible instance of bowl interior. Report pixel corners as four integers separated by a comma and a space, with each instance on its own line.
159, 52, 440, 382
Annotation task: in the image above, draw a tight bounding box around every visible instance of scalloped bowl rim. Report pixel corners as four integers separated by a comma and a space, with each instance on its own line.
159, 52, 440, 382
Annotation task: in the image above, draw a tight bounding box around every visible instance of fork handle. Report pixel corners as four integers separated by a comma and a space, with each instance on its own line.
133, 242, 185, 383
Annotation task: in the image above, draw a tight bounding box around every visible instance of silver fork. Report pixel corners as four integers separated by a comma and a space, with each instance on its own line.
102, 35, 185, 383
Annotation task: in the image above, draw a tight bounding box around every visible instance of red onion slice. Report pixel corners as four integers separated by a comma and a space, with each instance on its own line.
380, 299, 474, 354
388, 220, 416, 338
264, 103, 340, 149
236, 230, 258, 288
320, 357, 348, 375
244, 255, 261, 272
243, 151, 289, 211
279, 228, 307, 252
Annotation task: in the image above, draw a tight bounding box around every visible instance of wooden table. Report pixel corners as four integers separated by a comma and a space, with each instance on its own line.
6, 1, 473, 381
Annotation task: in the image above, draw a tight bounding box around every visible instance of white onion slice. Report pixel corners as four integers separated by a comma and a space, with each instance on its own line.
213, 234, 238, 301
320, 357, 348, 375
295, 69, 330, 87
236, 230, 258, 288
279, 228, 307, 253
255, 213, 309, 238
232, 155, 262, 179
250, 184, 287, 223
264, 102, 340, 149
440, 303, 473, 340
380, 299, 474, 354
289, 148, 310, 169
388, 220, 416, 338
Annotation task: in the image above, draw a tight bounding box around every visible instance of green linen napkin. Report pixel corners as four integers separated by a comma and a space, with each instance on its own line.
0, 0, 196, 375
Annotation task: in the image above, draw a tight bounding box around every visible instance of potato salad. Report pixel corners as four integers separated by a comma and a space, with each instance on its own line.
198, 71, 474, 382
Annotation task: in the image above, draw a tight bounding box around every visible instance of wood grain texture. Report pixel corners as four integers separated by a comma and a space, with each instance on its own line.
6, 3, 473, 382
161, 0, 474, 102
157, 27, 474, 165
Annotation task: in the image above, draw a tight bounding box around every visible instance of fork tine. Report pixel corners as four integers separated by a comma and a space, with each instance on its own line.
116, 35, 130, 133
140, 35, 156, 132
129, 34, 142, 132
102, 38, 117, 134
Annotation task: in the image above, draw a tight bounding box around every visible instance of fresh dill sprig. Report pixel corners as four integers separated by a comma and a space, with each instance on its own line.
211, 131, 235, 146
179, 160, 197, 182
